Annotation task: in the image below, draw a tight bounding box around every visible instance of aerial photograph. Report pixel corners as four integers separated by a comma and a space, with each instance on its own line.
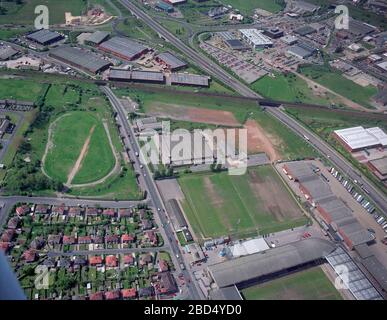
0, 0, 386, 305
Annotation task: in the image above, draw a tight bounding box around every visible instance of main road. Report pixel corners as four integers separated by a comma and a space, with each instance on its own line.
118, 0, 387, 214
101, 86, 202, 300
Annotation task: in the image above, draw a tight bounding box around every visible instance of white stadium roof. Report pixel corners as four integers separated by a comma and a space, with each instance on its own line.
334, 126, 387, 150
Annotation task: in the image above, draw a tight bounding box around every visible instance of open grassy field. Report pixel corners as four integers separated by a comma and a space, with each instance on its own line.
0, 77, 46, 102
242, 267, 342, 300
221, 0, 285, 14
299, 65, 378, 109
179, 165, 307, 240
116, 86, 317, 160
43, 111, 115, 185
251, 72, 330, 106
0, 73, 141, 199
0, 0, 87, 25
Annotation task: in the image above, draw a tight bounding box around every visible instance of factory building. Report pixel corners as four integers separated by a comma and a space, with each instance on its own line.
333, 126, 387, 152
263, 28, 284, 39
108, 69, 165, 84
287, 42, 316, 59
155, 1, 174, 13
154, 52, 187, 71
49, 46, 112, 74
85, 31, 110, 46
0, 46, 19, 61
239, 29, 273, 49
170, 73, 210, 87
98, 36, 149, 61
164, 0, 186, 4
26, 29, 64, 45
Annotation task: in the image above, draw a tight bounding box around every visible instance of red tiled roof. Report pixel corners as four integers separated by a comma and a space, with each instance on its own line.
89, 256, 103, 265
7, 217, 20, 229
103, 208, 115, 216
89, 292, 104, 300
158, 259, 169, 272
1, 229, 15, 242
62, 235, 76, 245
105, 290, 120, 300
123, 254, 134, 265
105, 235, 120, 243
121, 288, 136, 299
119, 208, 132, 217
106, 255, 118, 267
0, 242, 11, 253
22, 249, 37, 262
121, 234, 135, 242
78, 236, 92, 244
16, 205, 30, 216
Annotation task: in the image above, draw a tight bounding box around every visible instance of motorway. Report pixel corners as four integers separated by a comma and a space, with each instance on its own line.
101, 86, 202, 300
118, 0, 387, 215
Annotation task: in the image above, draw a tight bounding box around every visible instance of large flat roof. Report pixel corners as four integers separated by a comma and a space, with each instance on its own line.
86, 31, 110, 44
50, 46, 112, 73
208, 238, 336, 288
334, 126, 387, 150
239, 29, 273, 47
99, 36, 148, 60
155, 52, 187, 69
0, 46, 18, 60
26, 29, 63, 44
170, 73, 210, 86
369, 157, 387, 175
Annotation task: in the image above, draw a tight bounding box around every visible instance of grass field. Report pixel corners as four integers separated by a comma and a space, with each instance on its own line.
0, 0, 87, 25
221, 0, 285, 14
251, 72, 330, 106
179, 165, 307, 240
0, 78, 45, 102
43, 111, 115, 185
242, 267, 342, 300
299, 65, 378, 109
0, 73, 141, 199
116, 87, 317, 160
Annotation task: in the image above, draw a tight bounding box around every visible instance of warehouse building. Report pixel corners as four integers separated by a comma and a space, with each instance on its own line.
239, 29, 273, 49
376, 61, 387, 73
287, 42, 316, 59
167, 199, 188, 231
156, 1, 174, 13
0, 46, 19, 61
109, 69, 165, 83
263, 28, 284, 39
170, 73, 210, 87
281, 35, 298, 45
348, 19, 376, 37
155, 52, 187, 71
368, 157, 387, 182
98, 36, 149, 61
207, 238, 336, 289
224, 39, 249, 51
164, 0, 186, 4
26, 29, 63, 45
294, 25, 317, 36
333, 126, 387, 152
85, 31, 110, 46
283, 162, 374, 249
49, 47, 112, 74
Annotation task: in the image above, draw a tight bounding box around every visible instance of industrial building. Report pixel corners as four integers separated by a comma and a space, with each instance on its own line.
0, 99, 35, 111
287, 42, 316, 59
155, 1, 174, 13
135, 117, 163, 132
208, 6, 228, 18
281, 35, 298, 45
207, 238, 335, 289
154, 52, 187, 71
85, 31, 110, 46
108, 69, 165, 84
224, 39, 249, 51
372, 89, 387, 107
288, 0, 320, 14
282, 162, 374, 249
170, 73, 210, 87
333, 126, 387, 152
263, 28, 284, 39
49, 47, 112, 74
376, 61, 387, 73
98, 36, 148, 61
164, 0, 186, 4
368, 157, 387, 182
167, 199, 188, 231
294, 25, 317, 36
26, 29, 63, 45
348, 19, 376, 37
239, 29, 273, 49
0, 46, 19, 61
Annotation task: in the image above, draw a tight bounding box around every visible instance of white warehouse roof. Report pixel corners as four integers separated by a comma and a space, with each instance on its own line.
239, 29, 273, 47
334, 126, 387, 150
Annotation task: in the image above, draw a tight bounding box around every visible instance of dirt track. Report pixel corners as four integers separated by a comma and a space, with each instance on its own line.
66, 125, 96, 186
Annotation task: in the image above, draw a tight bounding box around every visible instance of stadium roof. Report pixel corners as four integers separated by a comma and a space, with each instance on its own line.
26, 29, 63, 44
170, 73, 210, 86
209, 286, 243, 300
155, 52, 187, 70
50, 46, 112, 74
0, 46, 18, 60
86, 31, 110, 45
334, 126, 387, 150
99, 36, 148, 60
207, 238, 336, 288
